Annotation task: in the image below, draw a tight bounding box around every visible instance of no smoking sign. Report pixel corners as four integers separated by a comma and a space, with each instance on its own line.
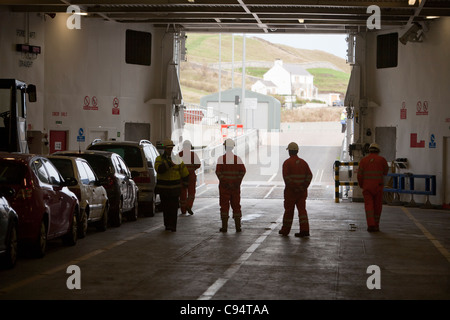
112, 97, 120, 115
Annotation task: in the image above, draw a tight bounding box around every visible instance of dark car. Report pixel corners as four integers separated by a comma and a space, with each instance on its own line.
87, 139, 159, 216
47, 155, 109, 237
54, 150, 138, 227
0, 153, 79, 258
0, 194, 18, 268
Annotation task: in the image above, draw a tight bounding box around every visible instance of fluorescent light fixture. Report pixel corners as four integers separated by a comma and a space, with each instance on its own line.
298, 19, 304, 23
408, 0, 416, 5
74, 12, 88, 16
426, 16, 440, 19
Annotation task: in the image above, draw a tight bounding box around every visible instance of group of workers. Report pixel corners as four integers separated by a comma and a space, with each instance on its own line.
154, 137, 388, 235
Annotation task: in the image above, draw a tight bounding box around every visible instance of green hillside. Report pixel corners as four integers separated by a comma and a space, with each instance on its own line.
180, 33, 351, 104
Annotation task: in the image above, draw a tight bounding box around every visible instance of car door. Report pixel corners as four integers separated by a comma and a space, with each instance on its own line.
81, 160, 104, 220
32, 158, 62, 238
143, 145, 157, 190
113, 155, 134, 212
42, 158, 71, 237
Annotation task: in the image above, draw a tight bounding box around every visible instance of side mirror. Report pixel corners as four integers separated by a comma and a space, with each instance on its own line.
27, 84, 37, 102
0, 187, 15, 198
63, 177, 78, 186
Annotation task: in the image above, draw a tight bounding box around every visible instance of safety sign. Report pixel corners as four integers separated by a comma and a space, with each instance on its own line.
416, 100, 428, 116
112, 97, 120, 115
83, 96, 99, 111
77, 127, 85, 142
400, 102, 407, 119
429, 134, 436, 148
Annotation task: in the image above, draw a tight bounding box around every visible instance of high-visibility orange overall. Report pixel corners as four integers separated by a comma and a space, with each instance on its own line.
280, 155, 313, 235
179, 150, 201, 214
357, 153, 389, 230
215, 152, 246, 220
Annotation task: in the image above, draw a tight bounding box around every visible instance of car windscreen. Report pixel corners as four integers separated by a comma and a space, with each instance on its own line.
0, 161, 26, 185
49, 158, 75, 179
76, 155, 111, 179
89, 145, 143, 168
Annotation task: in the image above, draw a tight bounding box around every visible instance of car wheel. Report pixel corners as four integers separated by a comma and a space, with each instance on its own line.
95, 202, 108, 232
128, 198, 138, 221
111, 199, 123, 227
34, 220, 47, 258
63, 208, 78, 246
78, 208, 88, 239
2, 220, 18, 268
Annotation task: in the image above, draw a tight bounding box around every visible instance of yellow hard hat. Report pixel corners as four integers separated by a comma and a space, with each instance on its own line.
369, 143, 380, 152
286, 142, 299, 151
162, 139, 175, 148
224, 139, 235, 148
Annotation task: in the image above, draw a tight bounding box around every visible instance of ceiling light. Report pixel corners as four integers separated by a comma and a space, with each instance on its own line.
298, 19, 304, 23
426, 16, 439, 19
408, 0, 416, 5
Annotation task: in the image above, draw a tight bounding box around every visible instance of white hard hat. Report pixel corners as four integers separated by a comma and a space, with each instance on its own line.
286, 142, 299, 151
224, 139, 235, 148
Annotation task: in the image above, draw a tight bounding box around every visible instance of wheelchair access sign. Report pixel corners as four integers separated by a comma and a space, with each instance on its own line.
77, 128, 85, 142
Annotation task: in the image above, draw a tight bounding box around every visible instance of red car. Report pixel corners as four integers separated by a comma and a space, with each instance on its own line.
0, 153, 79, 257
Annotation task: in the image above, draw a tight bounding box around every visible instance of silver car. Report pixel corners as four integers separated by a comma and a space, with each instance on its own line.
87, 140, 159, 216
0, 194, 18, 268
48, 156, 109, 237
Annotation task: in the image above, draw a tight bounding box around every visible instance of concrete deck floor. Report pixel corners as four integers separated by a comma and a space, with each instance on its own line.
1, 196, 449, 313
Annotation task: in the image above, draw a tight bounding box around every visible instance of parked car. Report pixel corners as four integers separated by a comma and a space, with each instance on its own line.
0, 194, 18, 268
54, 150, 138, 227
87, 139, 159, 216
47, 155, 109, 237
333, 100, 344, 106
0, 153, 79, 258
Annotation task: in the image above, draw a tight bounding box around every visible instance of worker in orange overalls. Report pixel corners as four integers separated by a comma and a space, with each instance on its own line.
357, 143, 389, 232
215, 138, 246, 232
279, 142, 313, 237
179, 140, 201, 215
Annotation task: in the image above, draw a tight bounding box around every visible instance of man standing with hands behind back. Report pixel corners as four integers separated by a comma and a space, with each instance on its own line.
357, 143, 388, 232
216, 138, 246, 233
179, 140, 201, 215
279, 142, 313, 238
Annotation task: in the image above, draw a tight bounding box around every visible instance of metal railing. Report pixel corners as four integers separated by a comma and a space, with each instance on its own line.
333, 160, 437, 208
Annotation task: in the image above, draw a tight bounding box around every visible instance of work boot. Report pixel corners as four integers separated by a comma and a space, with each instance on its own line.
234, 218, 242, 232
294, 231, 310, 237
187, 207, 194, 215
220, 217, 228, 232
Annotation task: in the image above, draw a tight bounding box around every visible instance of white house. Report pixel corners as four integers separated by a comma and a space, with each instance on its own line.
251, 79, 277, 95
251, 59, 318, 100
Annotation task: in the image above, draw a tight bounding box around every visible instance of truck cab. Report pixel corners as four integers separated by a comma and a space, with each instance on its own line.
0, 79, 36, 153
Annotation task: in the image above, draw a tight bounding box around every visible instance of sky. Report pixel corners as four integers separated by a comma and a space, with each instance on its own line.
249, 33, 348, 60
